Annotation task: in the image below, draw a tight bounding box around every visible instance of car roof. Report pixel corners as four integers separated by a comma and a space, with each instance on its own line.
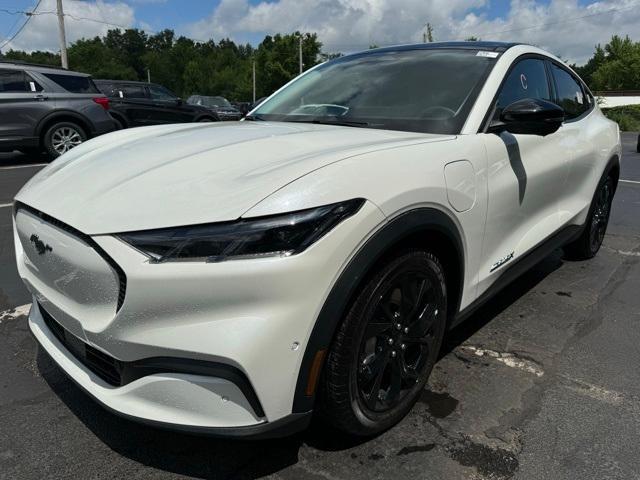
0, 61, 91, 76
351, 41, 523, 56
95, 79, 152, 86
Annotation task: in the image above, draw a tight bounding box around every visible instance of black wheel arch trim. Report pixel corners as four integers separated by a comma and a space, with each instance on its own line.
108, 111, 128, 128
292, 207, 465, 413
36, 110, 95, 137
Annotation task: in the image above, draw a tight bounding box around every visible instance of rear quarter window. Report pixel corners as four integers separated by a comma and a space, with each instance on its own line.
42, 73, 99, 93
550, 64, 590, 120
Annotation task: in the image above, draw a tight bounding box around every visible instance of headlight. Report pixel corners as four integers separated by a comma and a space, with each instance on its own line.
118, 198, 365, 263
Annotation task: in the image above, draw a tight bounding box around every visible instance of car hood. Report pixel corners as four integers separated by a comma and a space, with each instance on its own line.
15, 122, 452, 234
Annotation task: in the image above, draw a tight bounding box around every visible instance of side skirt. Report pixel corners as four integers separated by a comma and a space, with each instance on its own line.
451, 223, 583, 328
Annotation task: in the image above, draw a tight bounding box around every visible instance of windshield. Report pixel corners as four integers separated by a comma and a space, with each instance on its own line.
253, 48, 497, 134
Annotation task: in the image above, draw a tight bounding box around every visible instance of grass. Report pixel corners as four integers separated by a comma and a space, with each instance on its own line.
601, 104, 640, 131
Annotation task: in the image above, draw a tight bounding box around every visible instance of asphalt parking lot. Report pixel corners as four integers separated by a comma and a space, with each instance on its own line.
1, 133, 639, 480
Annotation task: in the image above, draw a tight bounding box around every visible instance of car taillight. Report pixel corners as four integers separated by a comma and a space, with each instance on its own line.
93, 97, 110, 110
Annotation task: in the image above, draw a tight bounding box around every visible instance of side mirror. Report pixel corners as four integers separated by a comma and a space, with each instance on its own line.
175, 98, 183, 106
493, 98, 565, 136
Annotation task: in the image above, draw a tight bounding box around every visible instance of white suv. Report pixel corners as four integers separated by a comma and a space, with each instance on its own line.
13, 42, 620, 438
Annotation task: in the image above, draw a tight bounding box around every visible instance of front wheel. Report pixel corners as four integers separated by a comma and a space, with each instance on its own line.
318, 250, 447, 436
43, 122, 87, 158
564, 175, 614, 260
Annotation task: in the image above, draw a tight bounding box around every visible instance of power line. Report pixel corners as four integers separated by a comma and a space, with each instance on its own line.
0, 0, 42, 51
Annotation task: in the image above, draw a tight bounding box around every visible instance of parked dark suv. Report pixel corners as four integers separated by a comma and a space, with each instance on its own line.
95, 80, 218, 128
0, 62, 115, 158
186, 95, 242, 120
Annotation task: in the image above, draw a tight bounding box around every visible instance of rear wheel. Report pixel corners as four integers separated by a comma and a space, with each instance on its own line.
112, 116, 126, 130
43, 122, 87, 158
564, 175, 614, 259
319, 250, 447, 436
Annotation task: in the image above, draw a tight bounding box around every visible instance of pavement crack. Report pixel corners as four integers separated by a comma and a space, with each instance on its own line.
456, 346, 545, 377
0, 304, 31, 324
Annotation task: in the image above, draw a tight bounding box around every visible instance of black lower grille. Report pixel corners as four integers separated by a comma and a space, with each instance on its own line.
40, 304, 123, 386
37, 304, 266, 417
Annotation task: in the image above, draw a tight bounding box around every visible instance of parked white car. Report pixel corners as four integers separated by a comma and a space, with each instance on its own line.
13, 42, 620, 438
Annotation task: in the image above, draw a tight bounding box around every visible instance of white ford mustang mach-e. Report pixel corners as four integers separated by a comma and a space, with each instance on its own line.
14, 42, 620, 437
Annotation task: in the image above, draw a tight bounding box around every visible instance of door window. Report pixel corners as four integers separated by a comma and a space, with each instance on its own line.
42, 73, 99, 93
0, 69, 29, 92
495, 58, 551, 116
118, 84, 147, 99
148, 84, 176, 101
551, 64, 590, 119
25, 74, 43, 92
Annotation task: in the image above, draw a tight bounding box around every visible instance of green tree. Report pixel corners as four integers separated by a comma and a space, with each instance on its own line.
1, 49, 60, 66
576, 35, 640, 91
2, 28, 324, 101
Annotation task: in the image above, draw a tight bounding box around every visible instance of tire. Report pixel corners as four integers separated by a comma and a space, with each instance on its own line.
197, 116, 216, 122
564, 175, 614, 260
43, 121, 87, 158
112, 116, 126, 130
318, 250, 447, 436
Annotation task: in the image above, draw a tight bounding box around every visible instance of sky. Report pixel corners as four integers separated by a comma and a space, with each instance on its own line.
1, 0, 639, 64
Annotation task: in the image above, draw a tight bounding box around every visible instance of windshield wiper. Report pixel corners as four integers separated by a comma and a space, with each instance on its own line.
244, 114, 265, 121
288, 118, 370, 128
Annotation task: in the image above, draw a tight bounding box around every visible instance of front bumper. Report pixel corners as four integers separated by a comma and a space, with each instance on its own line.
15, 201, 386, 435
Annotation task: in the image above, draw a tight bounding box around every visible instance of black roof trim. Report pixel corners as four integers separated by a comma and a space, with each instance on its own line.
95, 79, 154, 86
352, 41, 523, 56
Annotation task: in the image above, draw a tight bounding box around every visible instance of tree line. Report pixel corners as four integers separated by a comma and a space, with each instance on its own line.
1, 30, 639, 99
571, 35, 640, 91
0, 29, 324, 101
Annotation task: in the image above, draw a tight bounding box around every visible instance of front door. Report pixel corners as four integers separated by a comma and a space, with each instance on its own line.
0, 69, 48, 148
478, 57, 571, 295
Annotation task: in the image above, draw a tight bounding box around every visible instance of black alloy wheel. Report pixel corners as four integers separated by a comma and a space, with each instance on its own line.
564, 175, 615, 260
319, 250, 447, 436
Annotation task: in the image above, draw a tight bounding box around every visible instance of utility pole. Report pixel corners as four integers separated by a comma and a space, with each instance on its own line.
56, 0, 69, 69
298, 34, 303, 74
147, 68, 151, 83
426, 23, 434, 43
252, 59, 256, 103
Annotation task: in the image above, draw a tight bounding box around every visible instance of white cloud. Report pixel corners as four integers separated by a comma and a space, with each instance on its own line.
3, 0, 640, 64
184, 0, 640, 64
1, 0, 135, 53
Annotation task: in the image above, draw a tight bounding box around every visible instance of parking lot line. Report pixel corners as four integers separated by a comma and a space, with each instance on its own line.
620, 179, 640, 185
0, 163, 47, 170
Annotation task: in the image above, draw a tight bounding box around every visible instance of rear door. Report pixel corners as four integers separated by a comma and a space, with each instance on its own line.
478, 57, 569, 294
146, 84, 192, 123
114, 83, 154, 126
0, 69, 48, 147
547, 62, 599, 227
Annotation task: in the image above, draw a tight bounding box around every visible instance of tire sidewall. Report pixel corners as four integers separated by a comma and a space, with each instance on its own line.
344, 251, 447, 434
43, 122, 87, 159
586, 175, 614, 256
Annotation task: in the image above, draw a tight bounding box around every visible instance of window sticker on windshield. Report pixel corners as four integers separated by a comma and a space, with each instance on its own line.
476, 51, 499, 58
520, 74, 528, 90
29, 81, 36, 92
576, 91, 584, 104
